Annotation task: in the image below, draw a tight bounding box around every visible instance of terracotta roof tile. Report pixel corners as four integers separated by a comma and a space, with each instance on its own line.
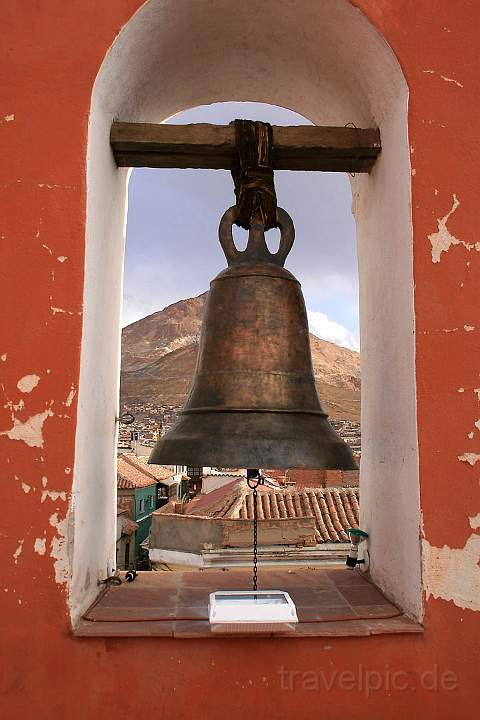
133, 455, 176, 482
121, 517, 138, 535
184, 480, 359, 543
117, 454, 159, 489
185, 480, 241, 516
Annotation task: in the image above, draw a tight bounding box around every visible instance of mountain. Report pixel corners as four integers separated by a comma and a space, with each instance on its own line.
121, 293, 361, 421
122, 293, 206, 371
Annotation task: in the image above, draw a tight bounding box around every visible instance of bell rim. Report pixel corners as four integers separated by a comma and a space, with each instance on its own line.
181, 407, 328, 417
148, 411, 358, 471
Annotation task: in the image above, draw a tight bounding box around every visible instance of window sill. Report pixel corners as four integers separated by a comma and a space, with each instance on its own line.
73, 567, 423, 639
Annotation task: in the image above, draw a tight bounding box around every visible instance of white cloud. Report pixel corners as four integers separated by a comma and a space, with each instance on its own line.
307, 310, 359, 351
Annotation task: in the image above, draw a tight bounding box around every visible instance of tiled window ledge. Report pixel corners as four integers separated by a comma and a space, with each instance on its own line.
74, 567, 423, 639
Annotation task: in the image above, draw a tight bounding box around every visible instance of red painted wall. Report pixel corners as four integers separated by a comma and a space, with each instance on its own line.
1, 2, 479, 718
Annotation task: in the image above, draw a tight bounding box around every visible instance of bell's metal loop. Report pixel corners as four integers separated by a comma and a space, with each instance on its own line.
219, 206, 295, 267
150, 207, 357, 471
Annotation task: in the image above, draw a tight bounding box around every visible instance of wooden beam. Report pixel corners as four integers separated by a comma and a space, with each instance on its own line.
110, 122, 381, 172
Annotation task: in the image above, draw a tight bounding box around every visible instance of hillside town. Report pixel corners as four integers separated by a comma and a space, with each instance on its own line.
116, 291, 362, 571
118, 401, 362, 456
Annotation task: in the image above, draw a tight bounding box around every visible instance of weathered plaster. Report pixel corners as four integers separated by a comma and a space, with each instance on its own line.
422, 69, 464, 88
34, 538, 47, 555
41, 488, 67, 503
429, 194, 461, 263
13, 539, 24, 564
0, 408, 53, 448
469, 512, 480, 530
64, 385, 76, 407
423, 535, 480, 612
458, 452, 480, 466
49, 516, 69, 584
429, 193, 480, 263
17, 374, 40, 393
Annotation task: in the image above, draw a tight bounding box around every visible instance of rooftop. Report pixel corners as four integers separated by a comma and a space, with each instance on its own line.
186, 480, 359, 543
117, 454, 173, 489
132, 455, 176, 481
120, 517, 139, 536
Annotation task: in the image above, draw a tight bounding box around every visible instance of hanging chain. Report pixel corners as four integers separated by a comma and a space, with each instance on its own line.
252, 483, 258, 591
247, 469, 264, 592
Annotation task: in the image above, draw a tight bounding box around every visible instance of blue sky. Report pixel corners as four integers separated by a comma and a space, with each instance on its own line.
123, 102, 359, 351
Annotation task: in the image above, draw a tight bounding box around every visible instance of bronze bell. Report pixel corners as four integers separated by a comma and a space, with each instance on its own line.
149, 207, 357, 470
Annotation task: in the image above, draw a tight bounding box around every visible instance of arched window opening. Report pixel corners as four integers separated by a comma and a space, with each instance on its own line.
117, 101, 361, 582
71, 0, 420, 630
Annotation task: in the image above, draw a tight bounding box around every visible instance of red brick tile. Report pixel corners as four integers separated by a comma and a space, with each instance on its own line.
336, 584, 388, 606
289, 587, 350, 608
74, 619, 175, 637
297, 606, 359, 621
366, 617, 424, 635
326, 568, 367, 586
74, 568, 423, 639
289, 620, 371, 637
177, 587, 210, 607
353, 604, 400, 618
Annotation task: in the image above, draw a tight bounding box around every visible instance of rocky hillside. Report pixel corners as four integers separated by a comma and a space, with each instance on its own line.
122, 293, 206, 371
121, 293, 361, 421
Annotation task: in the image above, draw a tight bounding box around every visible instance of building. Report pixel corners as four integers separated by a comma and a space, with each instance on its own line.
267, 467, 360, 489
116, 508, 138, 570
117, 454, 174, 559
148, 480, 358, 567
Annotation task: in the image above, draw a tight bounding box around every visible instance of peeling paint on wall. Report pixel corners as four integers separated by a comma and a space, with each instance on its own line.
13, 539, 24, 564
41, 488, 67, 503
429, 194, 461, 263
458, 452, 480, 466
0, 408, 53, 448
17, 374, 40, 393
34, 538, 46, 555
423, 535, 480, 611
49, 516, 69, 584
64, 385, 76, 407
429, 194, 480, 262
422, 69, 464, 88
469, 513, 480, 530
4, 398, 25, 412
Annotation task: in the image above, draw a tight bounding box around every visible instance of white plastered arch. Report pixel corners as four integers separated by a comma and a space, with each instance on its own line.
71, 0, 420, 622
